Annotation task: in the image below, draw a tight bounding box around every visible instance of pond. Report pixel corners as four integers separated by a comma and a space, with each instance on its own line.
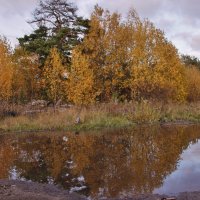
0, 125, 200, 199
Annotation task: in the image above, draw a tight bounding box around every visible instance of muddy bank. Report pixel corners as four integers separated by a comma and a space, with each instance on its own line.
0, 180, 86, 200
1, 180, 200, 200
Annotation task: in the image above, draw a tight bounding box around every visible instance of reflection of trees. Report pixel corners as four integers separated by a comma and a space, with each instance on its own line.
0, 125, 200, 198
0, 135, 16, 178
68, 126, 200, 198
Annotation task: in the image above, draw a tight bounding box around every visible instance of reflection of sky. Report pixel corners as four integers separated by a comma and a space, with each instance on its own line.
9, 166, 26, 181
154, 140, 200, 195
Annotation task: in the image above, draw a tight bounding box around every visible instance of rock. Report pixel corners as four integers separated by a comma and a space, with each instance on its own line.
31, 100, 47, 107
75, 117, 81, 124
60, 104, 73, 108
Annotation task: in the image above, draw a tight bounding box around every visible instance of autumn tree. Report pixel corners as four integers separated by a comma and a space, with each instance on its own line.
67, 48, 99, 105
101, 11, 133, 101
76, 6, 106, 102
73, 6, 132, 102
43, 47, 67, 104
73, 6, 187, 103
128, 12, 187, 101
12, 48, 41, 103
0, 38, 14, 101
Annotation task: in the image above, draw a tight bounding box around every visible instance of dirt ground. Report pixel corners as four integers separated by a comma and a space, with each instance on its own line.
1, 180, 200, 200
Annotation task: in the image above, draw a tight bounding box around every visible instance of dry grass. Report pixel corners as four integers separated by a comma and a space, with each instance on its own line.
0, 105, 132, 132
1, 101, 200, 132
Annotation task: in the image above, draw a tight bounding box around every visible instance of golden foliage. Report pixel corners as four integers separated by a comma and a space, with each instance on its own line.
0, 6, 191, 104
67, 48, 99, 105
129, 16, 187, 101
0, 39, 14, 101
12, 48, 41, 102
43, 47, 67, 103
73, 6, 187, 103
76, 6, 133, 101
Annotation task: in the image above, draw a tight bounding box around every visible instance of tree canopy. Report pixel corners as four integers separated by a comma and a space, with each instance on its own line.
1, 5, 200, 104
70, 6, 186, 102
0, 38, 14, 101
43, 47, 67, 103
181, 54, 200, 69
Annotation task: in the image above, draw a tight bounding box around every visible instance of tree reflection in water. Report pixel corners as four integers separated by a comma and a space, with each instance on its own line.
0, 125, 199, 199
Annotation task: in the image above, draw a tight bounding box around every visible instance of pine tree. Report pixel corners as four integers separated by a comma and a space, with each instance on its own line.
18, 0, 89, 67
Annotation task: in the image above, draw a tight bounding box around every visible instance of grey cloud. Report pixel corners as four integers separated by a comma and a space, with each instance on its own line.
71, 0, 98, 17
176, 0, 200, 19
73, 0, 164, 19
156, 17, 177, 32
0, 0, 199, 57
0, 0, 38, 17
0, 0, 38, 46
127, 0, 164, 18
166, 0, 200, 25
190, 35, 200, 51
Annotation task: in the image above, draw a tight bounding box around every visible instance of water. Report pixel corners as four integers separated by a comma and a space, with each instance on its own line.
0, 125, 200, 199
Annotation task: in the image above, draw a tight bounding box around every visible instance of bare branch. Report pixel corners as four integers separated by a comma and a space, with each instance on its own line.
29, 0, 78, 31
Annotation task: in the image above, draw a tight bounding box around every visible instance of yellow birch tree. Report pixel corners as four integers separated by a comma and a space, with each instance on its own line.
43, 47, 67, 104
67, 48, 99, 105
0, 38, 14, 101
127, 11, 187, 101
68, 6, 187, 103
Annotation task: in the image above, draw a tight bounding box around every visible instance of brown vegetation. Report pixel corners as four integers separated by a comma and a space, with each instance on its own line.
1, 101, 200, 132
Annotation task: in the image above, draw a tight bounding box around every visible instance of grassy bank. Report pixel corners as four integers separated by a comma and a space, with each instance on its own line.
1, 101, 200, 132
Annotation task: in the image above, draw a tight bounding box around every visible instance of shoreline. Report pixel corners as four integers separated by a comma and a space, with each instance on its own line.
0, 120, 198, 135
0, 179, 199, 200
2, 102, 200, 133
0, 120, 200, 135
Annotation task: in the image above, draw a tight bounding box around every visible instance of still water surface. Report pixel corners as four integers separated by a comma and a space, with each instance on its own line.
0, 125, 200, 199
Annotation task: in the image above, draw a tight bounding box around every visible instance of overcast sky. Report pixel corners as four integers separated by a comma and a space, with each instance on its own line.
0, 0, 199, 58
